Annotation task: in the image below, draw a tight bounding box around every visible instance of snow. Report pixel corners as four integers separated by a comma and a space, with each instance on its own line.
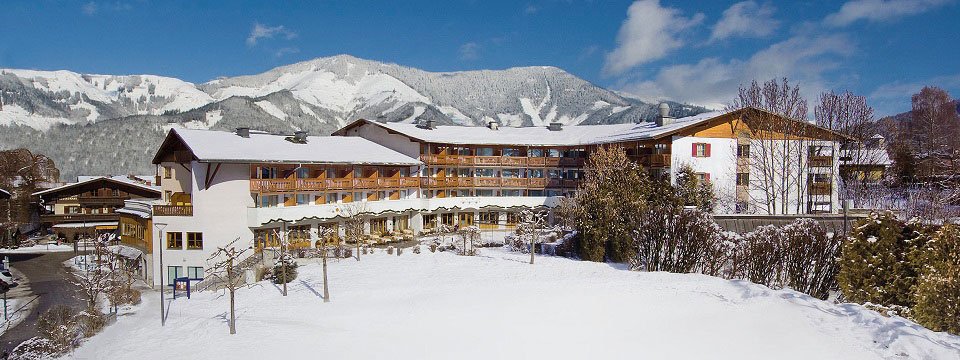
169, 128, 422, 165
401, 105, 426, 123
254, 100, 288, 120
67, 249, 960, 360
0, 244, 75, 253
0, 104, 79, 131
346, 110, 727, 146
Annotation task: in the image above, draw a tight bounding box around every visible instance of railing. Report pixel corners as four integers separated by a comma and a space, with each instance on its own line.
808, 182, 832, 196
421, 177, 579, 189
421, 155, 572, 167
635, 154, 672, 167
153, 205, 194, 216
808, 156, 834, 167
41, 213, 118, 222
77, 195, 126, 205
250, 177, 423, 192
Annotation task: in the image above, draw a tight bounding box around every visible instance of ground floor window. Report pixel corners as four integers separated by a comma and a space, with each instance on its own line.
506, 212, 521, 227
167, 266, 184, 285
393, 216, 409, 232
187, 266, 203, 280
458, 212, 475, 226
441, 213, 455, 226
370, 218, 388, 235
423, 214, 437, 229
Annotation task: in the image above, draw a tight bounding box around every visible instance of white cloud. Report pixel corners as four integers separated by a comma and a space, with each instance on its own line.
824, 0, 950, 27
602, 0, 705, 76
620, 34, 854, 109
82, 2, 97, 15
868, 73, 960, 115
459, 42, 481, 61
274, 47, 300, 58
246, 23, 298, 47
709, 1, 779, 42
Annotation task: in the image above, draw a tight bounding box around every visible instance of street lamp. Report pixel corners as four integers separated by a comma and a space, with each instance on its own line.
153, 222, 168, 326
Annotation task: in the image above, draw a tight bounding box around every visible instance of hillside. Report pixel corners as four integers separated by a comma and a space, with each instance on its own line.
0, 55, 709, 180
65, 249, 960, 360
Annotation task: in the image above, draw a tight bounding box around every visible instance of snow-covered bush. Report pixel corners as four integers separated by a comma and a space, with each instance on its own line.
412, 245, 421, 254
271, 254, 298, 285
35, 305, 80, 354
632, 205, 729, 274
911, 224, 960, 334
75, 310, 106, 338
10, 337, 61, 360
454, 226, 481, 256
838, 211, 930, 307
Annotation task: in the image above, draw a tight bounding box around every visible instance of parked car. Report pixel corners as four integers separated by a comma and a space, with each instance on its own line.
0, 271, 17, 287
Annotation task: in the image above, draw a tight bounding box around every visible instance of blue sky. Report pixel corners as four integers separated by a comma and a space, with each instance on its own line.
1, 0, 957, 116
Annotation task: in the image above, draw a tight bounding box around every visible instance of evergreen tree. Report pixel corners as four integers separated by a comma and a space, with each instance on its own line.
911, 224, 960, 334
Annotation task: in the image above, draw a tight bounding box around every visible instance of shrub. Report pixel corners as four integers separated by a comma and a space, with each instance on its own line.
779, 219, 841, 299
271, 255, 298, 284
837, 212, 929, 307
75, 310, 106, 338
632, 206, 728, 274
412, 245, 421, 254
911, 224, 960, 334
10, 337, 62, 360
35, 305, 79, 353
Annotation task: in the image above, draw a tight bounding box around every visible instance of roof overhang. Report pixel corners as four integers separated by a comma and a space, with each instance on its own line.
33, 177, 160, 198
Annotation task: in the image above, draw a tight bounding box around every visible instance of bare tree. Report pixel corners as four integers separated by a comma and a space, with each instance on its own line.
455, 225, 481, 256
73, 239, 112, 313
340, 202, 368, 261
815, 90, 886, 207
315, 225, 336, 302
729, 78, 811, 214
205, 238, 250, 335
517, 210, 547, 265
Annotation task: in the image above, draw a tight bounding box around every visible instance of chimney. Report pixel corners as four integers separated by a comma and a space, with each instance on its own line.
236, 127, 250, 138
294, 130, 308, 143
418, 119, 437, 130
547, 122, 563, 131
487, 121, 500, 130
656, 103, 674, 127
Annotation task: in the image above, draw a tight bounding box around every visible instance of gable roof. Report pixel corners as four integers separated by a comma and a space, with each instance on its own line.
152, 128, 422, 166
33, 176, 161, 198
333, 107, 853, 146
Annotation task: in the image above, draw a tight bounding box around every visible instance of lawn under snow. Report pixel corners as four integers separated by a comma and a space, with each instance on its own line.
67, 249, 959, 360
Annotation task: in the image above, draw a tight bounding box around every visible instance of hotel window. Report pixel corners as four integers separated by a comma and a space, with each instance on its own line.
502, 169, 522, 178
808, 173, 831, 184
422, 214, 437, 229
692, 143, 711, 157
476, 189, 495, 197
528, 149, 544, 157
186, 232, 203, 250
528, 190, 544, 196
167, 266, 184, 285
502, 189, 522, 197
502, 148, 520, 157
296, 194, 311, 206
393, 216, 409, 232
547, 149, 562, 157
441, 213, 455, 226
736, 173, 750, 186
65, 206, 81, 214
476, 147, 495, 156
528, 169, 544, 178
289, 225, 310, 242
506, 212, 521, 226
296, 167, 310, 179
370, 218, 388, 235
695, 173, 711, 182
259, 195, 279, 208
163, 166, 172, 179
479, 211, 499, 225
353, 192, 363, 202
547, 169, 563, 179
475, 168, 496, 177
187, 266, 204, 280
166, 232, 183, 249
326, 193, 339, 204
737, 144, 751, 158
259, 166, 279, 179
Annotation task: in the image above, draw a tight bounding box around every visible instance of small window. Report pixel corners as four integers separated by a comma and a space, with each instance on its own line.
547, 149, 562, 157
476, 148, 495, 156
441, 213, 455, 226
187, 232, 203, 250
692, 143, 711, 157
167, 266, 184, 285
296, 167, 310, 179
528, 149, 544, 157
528, 169, 544, 178
326, 193, 339, 204
166, 232, 183, 249
736, 173, 750, 186
502, 148, 520, 157
422, 214, 437, 229
737, 144, 750, 158
187, 266, 204, 280
695, 173, 711, 182
296, 194, 310, 206
163, 166, 172, 179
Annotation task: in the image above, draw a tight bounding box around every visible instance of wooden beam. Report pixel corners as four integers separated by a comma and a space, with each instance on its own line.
205, 163, 222, 189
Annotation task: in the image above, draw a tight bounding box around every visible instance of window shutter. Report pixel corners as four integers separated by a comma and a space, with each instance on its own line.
705, 143, 712, 157
705, 173, 711, 181
692, 143, 698, 157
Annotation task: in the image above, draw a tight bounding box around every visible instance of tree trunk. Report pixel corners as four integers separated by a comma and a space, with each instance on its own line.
229, 288, 236, 335
322, 247, 330, 303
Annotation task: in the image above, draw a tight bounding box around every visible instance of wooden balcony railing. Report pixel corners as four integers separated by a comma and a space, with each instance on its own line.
250, 177, 423, 193
808, 182, 832, 196
635, 154, 672, 167
153, 205, 194, 217
809, 156, 834, 168
41, 213, 118, 223
421, 155, 574, 167
77, 195, 126, 206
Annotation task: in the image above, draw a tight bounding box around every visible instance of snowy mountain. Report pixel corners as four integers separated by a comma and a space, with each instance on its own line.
0, 55, 709, 179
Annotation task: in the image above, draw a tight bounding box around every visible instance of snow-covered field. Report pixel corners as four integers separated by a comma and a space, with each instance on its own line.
67, 249, 960, 360
0, 244, 75, 254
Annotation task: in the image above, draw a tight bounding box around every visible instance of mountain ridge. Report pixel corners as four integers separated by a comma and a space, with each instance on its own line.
0, 55, 710, 180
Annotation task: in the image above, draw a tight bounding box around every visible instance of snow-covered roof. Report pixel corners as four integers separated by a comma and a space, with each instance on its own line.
157, 128, 421, 166
33, 176, 161, 197
339, 111, 727, 146
840, 148, 892, 166
107, 244, 144, 260
116, 200, 155, 219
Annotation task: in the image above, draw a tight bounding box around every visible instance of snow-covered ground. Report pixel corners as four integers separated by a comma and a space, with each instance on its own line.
1, 267, 36, 336
0, 244, 75, 254
66, 249, 960, 360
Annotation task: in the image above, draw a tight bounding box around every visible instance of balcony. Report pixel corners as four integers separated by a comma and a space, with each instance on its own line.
808, 156, 834, 168
808, 182, 832, 196
77, 195, 126, 206
421, 155, 569, 167
153, 205, 193, 216
250, 177, 423, 193
41, 213, 118, 223
635, 154, 672, 167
